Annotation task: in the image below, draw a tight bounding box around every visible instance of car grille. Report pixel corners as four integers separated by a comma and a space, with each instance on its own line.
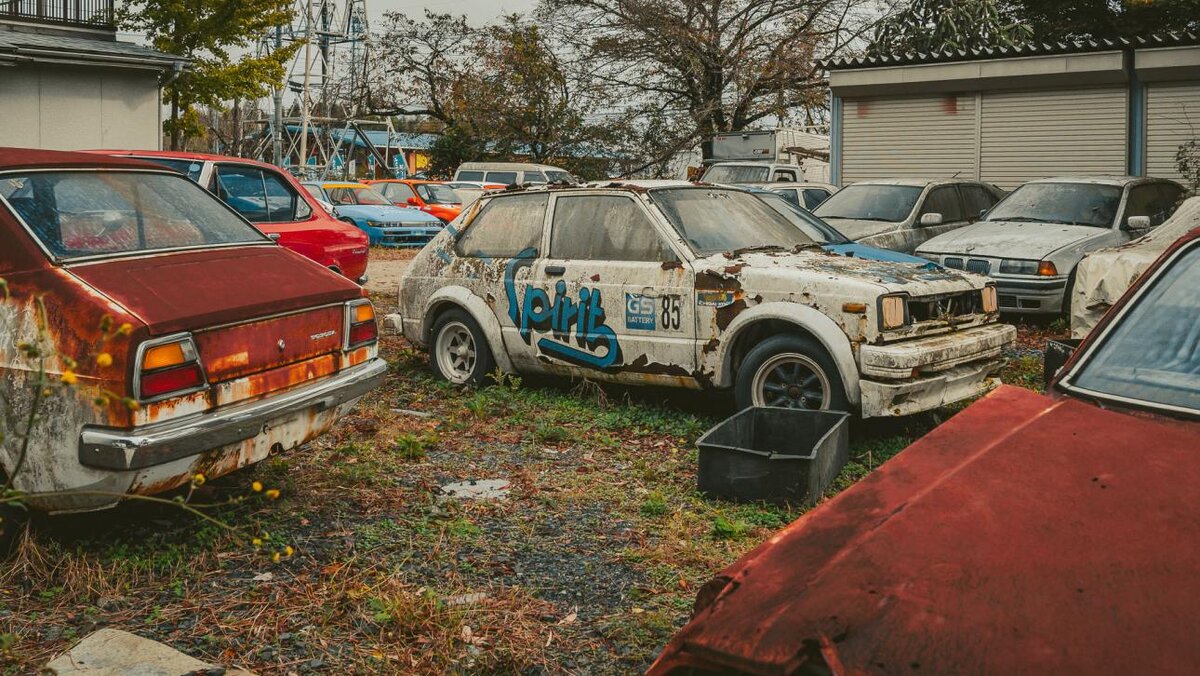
942, 257, 990, 274
907, 290, 986, 322
380, 227, 440, 247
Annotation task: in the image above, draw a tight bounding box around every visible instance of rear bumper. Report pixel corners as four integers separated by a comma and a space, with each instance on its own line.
78, 358, 387, 471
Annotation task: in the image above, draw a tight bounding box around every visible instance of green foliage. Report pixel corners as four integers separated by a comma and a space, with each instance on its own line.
709, 515, 750, 540
1177, 138, 1200, 193
640, 491, 669, 517
392, 432, 437, 461
1002, 0, 1200, 43
869, 0, 1033, 57
119, 0, 300, 149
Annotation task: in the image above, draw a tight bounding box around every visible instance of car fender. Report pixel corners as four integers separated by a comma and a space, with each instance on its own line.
420, 285, 515, 373
710, 302, 860, 406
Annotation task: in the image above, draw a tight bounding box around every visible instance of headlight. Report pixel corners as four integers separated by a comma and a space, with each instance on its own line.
879, 294, 907, 329
366, 220, 383, 228
998, 259, 1038, 275
981, 285, 998, 313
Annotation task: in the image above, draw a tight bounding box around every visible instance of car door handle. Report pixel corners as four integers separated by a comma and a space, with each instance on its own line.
545, 265, 566, 276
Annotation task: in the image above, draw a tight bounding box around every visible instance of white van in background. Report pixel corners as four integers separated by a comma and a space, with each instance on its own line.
453, 162, 576, 186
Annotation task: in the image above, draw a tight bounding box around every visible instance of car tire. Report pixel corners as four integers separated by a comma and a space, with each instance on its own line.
1061, 267, 1078, 318
735, 334, 849, 412
429, 309, 495, 386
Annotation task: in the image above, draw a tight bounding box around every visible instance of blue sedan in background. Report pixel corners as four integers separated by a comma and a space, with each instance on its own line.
302, 181, 444, 247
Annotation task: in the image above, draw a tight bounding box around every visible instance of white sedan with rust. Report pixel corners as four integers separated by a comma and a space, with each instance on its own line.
393, 183, 1015, 417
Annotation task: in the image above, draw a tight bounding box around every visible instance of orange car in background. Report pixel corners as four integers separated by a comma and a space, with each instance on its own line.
367, 179, 463, 223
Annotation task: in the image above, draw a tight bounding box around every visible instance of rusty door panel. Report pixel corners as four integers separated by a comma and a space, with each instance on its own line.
194, 305, 343, 382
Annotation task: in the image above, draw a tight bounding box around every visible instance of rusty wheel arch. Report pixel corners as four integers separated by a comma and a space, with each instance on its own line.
726, 318, 829, 385
423, 300, 469, 342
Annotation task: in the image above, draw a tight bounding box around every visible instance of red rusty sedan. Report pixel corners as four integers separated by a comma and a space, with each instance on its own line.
650, 228, 1200, 673
91, 150, 370, 284
0, 148, 387, 513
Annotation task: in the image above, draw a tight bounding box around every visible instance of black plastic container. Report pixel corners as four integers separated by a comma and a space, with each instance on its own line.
697, 407, 851, 506
1044, 338, 1084, 385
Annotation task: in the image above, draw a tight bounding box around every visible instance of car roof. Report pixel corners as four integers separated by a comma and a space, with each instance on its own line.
769, 182, 838, 190
88, 149, 285, 172
315, 182, 369, 189
457, 162, 568, 172
0, 147, 169, 172
846, 178, 972, 187
1025, 176, 1173, 187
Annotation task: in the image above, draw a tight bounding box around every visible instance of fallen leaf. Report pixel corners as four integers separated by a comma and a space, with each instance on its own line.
461, 625, 473, 643
252, 572, 274, 582
557, 607, 578, 625
632, 607, 645, 614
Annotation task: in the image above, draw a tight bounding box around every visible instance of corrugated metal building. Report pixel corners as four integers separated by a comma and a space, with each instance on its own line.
827, 34, 1200, 189
0, 2, 184, 151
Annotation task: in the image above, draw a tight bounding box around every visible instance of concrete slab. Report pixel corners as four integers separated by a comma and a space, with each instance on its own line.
45, 628, 255, 676
439, 478, 511, 500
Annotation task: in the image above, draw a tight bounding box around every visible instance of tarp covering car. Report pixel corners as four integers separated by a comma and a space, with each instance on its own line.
649, 383, 1200, 675
1071, 195, 1200, 337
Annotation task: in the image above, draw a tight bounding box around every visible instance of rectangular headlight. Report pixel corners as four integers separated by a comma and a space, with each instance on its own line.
999, 259, 1038, 275
981, 285, 998, 313
880, 295, 907, 329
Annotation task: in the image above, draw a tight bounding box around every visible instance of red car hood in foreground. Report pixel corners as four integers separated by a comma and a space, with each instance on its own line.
69, 245, 362, 336
650, 385, 1200, 675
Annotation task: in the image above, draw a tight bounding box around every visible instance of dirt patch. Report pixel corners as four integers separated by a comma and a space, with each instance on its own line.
364, 257, 411, 297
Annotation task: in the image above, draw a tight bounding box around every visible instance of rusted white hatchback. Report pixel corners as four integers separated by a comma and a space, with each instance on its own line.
395, 183, 1015, 417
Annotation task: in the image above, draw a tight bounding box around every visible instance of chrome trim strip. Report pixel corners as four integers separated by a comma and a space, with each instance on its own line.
79, 358, 387, 470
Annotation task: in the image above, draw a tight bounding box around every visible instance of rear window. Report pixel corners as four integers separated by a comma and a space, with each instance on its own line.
485, 171, 519, 185
456, 193, 547, 257
1, 171, 266, 260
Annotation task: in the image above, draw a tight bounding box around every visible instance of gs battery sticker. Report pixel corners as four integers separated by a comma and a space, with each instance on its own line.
625, 293, 657, 330
696, 290, 738, 308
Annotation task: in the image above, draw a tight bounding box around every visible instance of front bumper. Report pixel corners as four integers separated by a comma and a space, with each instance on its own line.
376, 227, 442, 248
995, 275, 1068, 314
79, 358, 388, 471
860, 359, 1004, 417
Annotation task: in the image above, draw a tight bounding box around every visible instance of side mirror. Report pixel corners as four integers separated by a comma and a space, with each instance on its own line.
406, 197, 420, 206
920, 212, 944, 226
1126, 215, 1151, 230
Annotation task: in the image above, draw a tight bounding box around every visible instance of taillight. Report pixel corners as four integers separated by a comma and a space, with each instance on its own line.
345, 300, 378, 349
136, 335, 206, 401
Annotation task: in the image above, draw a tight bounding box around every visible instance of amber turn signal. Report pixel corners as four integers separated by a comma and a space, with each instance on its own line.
842, 302, 867, 314
1037, 261, 1059, 276
143, 341, 189, 370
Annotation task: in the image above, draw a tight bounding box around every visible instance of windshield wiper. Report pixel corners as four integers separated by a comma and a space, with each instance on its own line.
996, 216, 1053, 223
829, 216, 893, 222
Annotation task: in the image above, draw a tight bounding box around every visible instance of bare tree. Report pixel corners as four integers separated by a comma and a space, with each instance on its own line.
538, 0, 878, 161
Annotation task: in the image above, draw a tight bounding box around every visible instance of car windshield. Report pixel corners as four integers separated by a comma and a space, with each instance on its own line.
703, 165, 771, 184
415, 183, 461, 204
329, 186, 391, 206
814, 184, 923, 222
986, 183, 1122, 227
1066, 242, 1200, 414
0, 171, 266, 260
756, 192, 850, 244
650, 188, 815, 256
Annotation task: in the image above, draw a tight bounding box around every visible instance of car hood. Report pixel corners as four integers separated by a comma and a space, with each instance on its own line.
334, 204, 443, 224
69, 245, 361, 335
917, 220, 1110, 258
649, 385, 1200, 675
817, 218, 900, 241
822, 242, 934, 266
693, 249, 978, 297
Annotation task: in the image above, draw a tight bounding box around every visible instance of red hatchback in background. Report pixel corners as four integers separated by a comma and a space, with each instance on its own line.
0, 148, 386, 514
93, 150, 369, 284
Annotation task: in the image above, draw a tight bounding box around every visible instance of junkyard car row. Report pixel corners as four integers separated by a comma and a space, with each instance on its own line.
0, 143, 1196, 671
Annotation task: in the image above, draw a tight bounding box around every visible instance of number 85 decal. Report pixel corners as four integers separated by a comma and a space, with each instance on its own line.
660, 294, 682, 330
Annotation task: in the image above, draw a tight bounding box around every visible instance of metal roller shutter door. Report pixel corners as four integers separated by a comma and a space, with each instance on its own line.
980, 88, 1127, 190
1146, 82, 1200, 183
841, 95, 977, 184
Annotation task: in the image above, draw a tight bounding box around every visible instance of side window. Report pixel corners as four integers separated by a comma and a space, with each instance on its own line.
1123, 185, 1173, 226
326, 188, 357, 205
919, 186, 965, 223
214, 165, 269, 223
774, 188, 800, 206
773, 169, 797, 182
262, 170, 311, 222
550, 195, 670, 262
960, 185, 997, 222
525, 172, 547, 184
457, 171, 484, 181
485, 171, 519, 185
456, 193, 547, 257
802, 189, 831, 209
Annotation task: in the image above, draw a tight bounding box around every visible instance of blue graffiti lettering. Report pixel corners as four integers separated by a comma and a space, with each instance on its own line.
503, 249, 622, 369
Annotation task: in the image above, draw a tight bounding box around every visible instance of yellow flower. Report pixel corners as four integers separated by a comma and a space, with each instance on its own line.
284, 545, 294, 558
117, 323, 134, 336
96, 353, 113, 368
192, 473, 206, 486
265, 489, 281, 500
124, 398, 141, 411
60, 370, 77, 385
271, 551, 281, 563
252, 537, 263, 547
251, 481, 263, 492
